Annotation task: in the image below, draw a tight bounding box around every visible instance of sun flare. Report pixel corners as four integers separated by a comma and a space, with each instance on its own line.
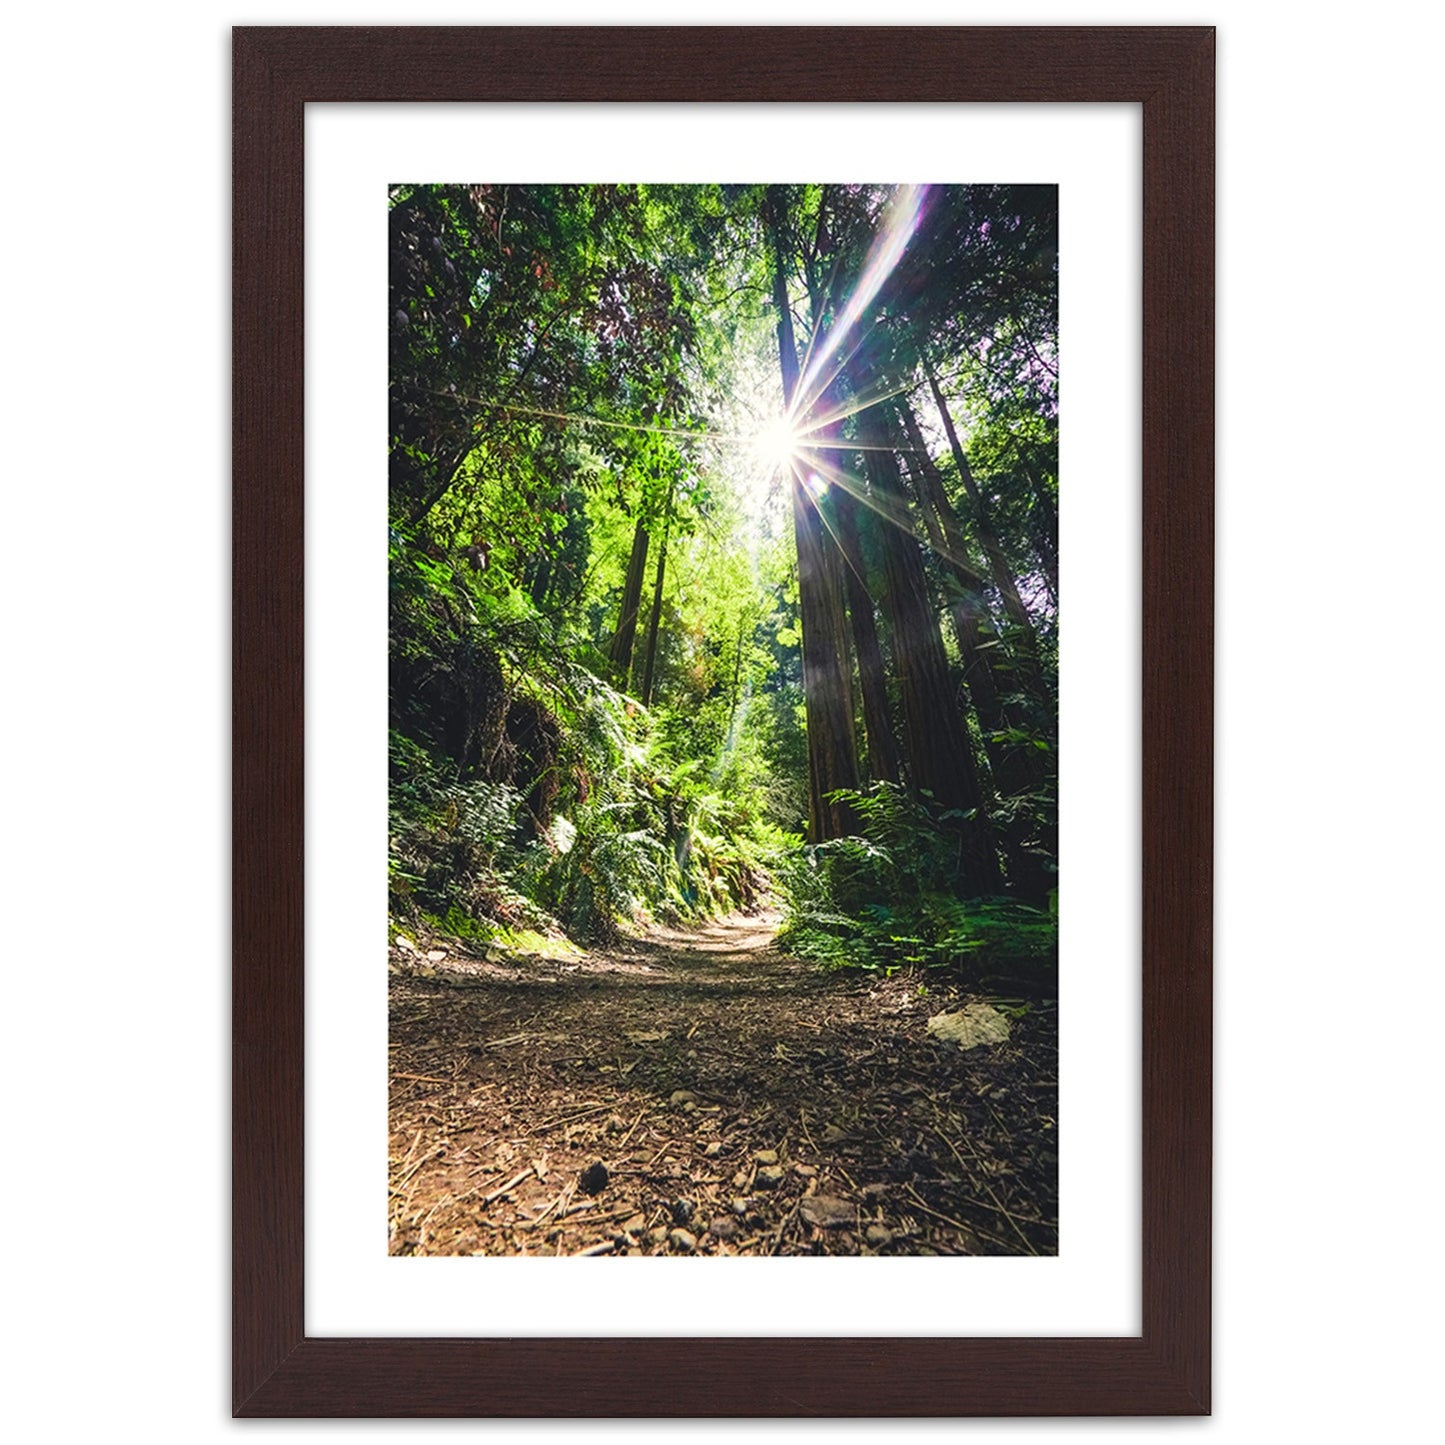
753, 413, 804, 474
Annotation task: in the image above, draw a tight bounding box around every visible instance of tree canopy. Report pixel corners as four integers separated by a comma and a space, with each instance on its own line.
388, 182, 1058, 978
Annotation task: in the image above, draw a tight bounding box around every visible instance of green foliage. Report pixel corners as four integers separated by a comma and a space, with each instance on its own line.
775, 783, 1057, 981
387, 522, 780, 945
387, 182, 1060, 967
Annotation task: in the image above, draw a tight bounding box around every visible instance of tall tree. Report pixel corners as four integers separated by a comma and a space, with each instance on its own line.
833, 481, 901, 786
766, 188, 859, 841
638, 476, 675, 708
850, 362, 1000, 894
923, 362, 1038, 646
610, 517, 650, 685
1027, 463, 1059, 604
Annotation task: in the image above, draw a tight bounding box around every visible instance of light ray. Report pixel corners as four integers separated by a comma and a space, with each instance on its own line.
792, 381, 915, 440
428, 388, 765, 449
787, 185, 930, 425
787, 457, 869, 591
794, 445, 985, 584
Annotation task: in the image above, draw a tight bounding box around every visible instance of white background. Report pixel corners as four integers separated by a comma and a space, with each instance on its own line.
4, 0, 1439, 1440
307, 102, 1139, 1338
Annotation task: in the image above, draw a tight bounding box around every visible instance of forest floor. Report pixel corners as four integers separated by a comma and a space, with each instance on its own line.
388, 911, 1057, 1257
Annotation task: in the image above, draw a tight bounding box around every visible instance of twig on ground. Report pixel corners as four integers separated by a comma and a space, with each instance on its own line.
616, 1109, 646, 1151
769, 1197, 801, 1256
480, 1167, 536, 1208
390, 1145, 446, 1194
476, 1033, 549, 1051
527, 1101, 613, 1135
519, 1183, 575, 1230
902, 1184, 981, 1241
933, 1127, 1041, 1255
798, 1109, 820, 1155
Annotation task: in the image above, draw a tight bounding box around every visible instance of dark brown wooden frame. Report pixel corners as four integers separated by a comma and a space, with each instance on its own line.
234, 24, 1212, 1417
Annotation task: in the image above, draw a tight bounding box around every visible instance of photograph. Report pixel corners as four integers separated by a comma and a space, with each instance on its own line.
386, 181, 1060, 1258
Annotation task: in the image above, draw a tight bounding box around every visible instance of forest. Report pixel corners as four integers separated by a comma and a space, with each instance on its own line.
387, 181, 1060, 1257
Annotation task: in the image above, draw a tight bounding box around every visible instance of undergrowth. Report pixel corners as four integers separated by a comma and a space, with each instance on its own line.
388, 531, 783, 947
774, 782, 1058, 986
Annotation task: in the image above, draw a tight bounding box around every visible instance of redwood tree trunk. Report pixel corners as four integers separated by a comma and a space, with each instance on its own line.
912, 374, 1053, 901
851, 370, 999, 894
638, 480, 674, 707
924, 362, 1037, 642
833, 479, 900, 786
1027, 464, 1059, 605
610, 518, 650, 686
898, 392, 1045, 801
767, 190, 859, 841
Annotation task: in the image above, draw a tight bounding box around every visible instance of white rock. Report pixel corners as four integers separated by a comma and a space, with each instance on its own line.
926, 1003, 1011, 1051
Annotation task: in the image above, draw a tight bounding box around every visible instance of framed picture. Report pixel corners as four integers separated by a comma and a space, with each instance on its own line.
234, 25, 1212, 1416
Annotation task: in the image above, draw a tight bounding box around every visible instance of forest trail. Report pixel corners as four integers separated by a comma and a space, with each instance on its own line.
389, 914, 1058, 1257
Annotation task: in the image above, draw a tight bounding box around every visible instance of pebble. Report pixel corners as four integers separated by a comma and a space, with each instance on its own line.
702, 1141, 724, 1158
800, 1195, 855, 1230
668, 1228, 697, 1253
793, 1163, 817, 1178
821, 1125, 847, 1145
865, 1224, 893, 1246
425, 950, 447, 961
755, 1165, 785, 1190
732, 1170, 750, 1189
394, 935, 416, 951
649, 1225, 668, 1243
708, 1217, 740, 1241
578, 1161, 609, 1194
671, 1199, 695, 1226
670, 1090, 698, 1106
730, 1198, 749, 1216
753, 1149, 779, 1165
622, 1214, 646, 1235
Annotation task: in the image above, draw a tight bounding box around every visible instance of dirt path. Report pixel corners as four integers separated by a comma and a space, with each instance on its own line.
388, 911, 1057, 1257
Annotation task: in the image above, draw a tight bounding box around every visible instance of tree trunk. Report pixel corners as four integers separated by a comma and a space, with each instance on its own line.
405, 431, 476, 530
851, 369, 1000, 894
902, 387, 1046, 800
901, 449, 1050, 831
610, 518, 650, 685
1027, 464, 1059, 605
529, 556, 552, 609
924, 363, 1039, 640
767, 189, 859, 841
638, 480, 674, 708
905, 382, 1052, 901
833, 476, 900, 786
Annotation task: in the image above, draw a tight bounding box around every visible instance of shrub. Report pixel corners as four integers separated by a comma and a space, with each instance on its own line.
775, 782, 1057, 983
